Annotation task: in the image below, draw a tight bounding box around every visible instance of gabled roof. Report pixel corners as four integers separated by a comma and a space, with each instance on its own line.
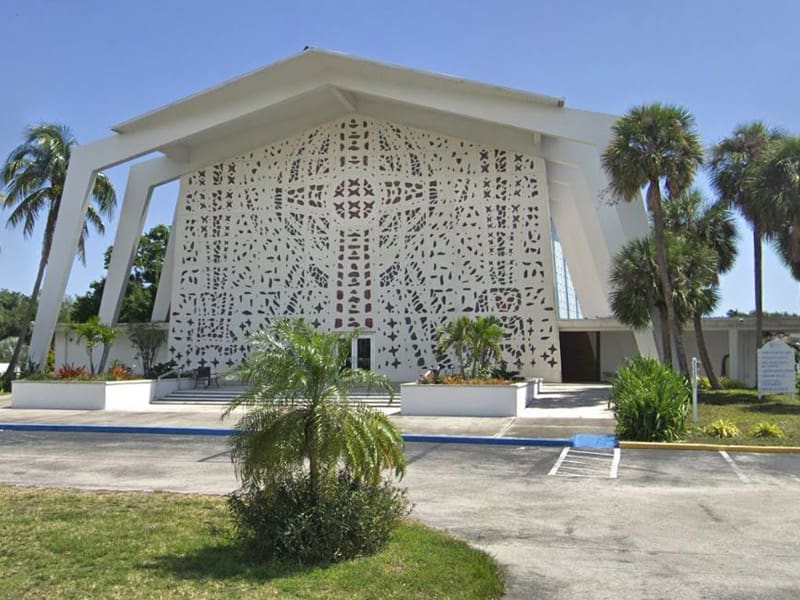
111, 48, 566, 134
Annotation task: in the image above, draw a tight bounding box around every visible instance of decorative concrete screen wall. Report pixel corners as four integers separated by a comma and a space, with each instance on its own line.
169, 116, 561, 381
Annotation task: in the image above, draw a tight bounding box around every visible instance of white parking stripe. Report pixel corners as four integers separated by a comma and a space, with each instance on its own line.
719, 450, 750, 483
609, 448, 620, 479
548, 447, 570, 476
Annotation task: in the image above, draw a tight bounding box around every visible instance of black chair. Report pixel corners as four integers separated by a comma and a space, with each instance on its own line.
194, 366, 219, 389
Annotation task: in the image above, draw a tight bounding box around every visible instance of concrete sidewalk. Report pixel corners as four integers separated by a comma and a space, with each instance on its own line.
0, 383, 615, 439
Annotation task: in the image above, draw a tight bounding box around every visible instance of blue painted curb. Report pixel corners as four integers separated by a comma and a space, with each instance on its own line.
0, 423, 232, 436
403, 433, 572, 447
0, 423, 617, 448
572, 434, 618, 449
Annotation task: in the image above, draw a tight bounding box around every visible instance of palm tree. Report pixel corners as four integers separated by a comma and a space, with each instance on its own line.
610, 233, 724, 387
468, 316, 505, 378
708, 122, 783, 384
436, 315, 473, 376
223, 319, 405, 495
602, 104, 704, 373
664, 190, 738, 388
610, 237, 665, 340
1, 123, 116, 382
750, 137, 800, 282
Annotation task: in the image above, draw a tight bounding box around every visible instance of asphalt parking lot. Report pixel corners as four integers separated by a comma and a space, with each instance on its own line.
1, 431, 799, 599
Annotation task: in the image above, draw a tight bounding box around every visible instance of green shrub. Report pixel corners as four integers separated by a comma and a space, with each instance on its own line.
610, 356, 690, 441
703, 419, 741, 439
229, 471, 410, 564
750, 421, 785, 439
719, 376, 751, 390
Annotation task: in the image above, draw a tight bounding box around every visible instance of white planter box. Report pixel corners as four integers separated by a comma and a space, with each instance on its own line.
400, 381, 532, 417
11, 379, 156, 411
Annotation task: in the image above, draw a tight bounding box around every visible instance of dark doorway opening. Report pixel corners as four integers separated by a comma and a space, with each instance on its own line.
559, 331, 600, 382
356, 337, 372, 370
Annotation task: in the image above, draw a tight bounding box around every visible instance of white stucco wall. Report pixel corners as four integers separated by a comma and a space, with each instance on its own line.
168, 115, 562, 382
54, 325, 171, 376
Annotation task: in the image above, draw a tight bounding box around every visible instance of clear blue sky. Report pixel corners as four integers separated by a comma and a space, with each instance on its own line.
1, 0, 798, 316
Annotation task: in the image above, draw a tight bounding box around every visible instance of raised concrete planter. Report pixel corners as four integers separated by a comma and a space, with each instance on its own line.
401, 380, 533, 417
11, 379, 156, 411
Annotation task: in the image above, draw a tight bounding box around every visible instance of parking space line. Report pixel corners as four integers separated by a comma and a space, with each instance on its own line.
609, 448, 620, 479
719, 450, 750, 483
548, 447, 570, 476
548, 447, 618, 479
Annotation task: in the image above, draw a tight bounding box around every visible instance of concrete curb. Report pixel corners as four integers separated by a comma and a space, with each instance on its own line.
620, 441, 800, 454
0, 422, 585, 447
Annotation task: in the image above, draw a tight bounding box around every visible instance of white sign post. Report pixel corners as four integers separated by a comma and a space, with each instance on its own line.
757, 339, 796, 399
691, 357, 699, 422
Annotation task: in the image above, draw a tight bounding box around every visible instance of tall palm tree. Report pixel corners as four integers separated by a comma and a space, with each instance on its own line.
751, 137, 800, 281
602, 104, 704, 373
1, 123, 116, 382
708, 122, 783, 384
223, 319, 405, 495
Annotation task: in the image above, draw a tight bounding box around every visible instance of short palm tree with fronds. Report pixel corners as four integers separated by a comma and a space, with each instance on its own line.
1, 123, 116, 383
223, 319, 408, 563
603, 104, 704, 374
224, 319, 405, 494
436, 315, 473, 376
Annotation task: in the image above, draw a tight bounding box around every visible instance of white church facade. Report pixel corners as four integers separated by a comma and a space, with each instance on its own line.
34, 49, 666, 383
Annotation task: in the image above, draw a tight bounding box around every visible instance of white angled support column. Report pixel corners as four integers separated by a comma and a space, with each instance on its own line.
28, 151, 98, 368
151, 186, 181, 322
544, 137, 659, 358
98, 164, 157, 325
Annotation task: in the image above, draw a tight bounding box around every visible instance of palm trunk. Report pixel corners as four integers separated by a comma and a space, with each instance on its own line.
3, 238, 51, 385
648, 183, 688, 374
656, 305, 672, 367
754, 225, 762, 386
693, 311, 721, 389
306, 420, 318, 500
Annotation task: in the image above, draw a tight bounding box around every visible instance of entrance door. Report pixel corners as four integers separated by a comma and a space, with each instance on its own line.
354, 337, 372, 371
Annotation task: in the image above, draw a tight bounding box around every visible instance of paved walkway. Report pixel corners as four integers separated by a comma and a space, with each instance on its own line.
0, 383, 615, 438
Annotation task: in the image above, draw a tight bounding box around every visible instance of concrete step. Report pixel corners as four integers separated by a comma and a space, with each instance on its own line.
153, 389, 397, 408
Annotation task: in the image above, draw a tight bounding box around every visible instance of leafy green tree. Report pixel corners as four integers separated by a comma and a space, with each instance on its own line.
69, 316, 118, 375
127, 322, 168, 377
602, 104, 704, 374
1, 123, 116, 383
223, 319, 405, 496
708, 122, 783, 382
71, 224, 169, 323
0, 289, 33, 340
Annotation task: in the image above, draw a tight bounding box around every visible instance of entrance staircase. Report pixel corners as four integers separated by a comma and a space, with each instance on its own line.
153, 385, 397, 409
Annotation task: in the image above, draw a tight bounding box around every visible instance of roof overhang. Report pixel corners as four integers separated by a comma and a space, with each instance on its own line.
101, 49, 616, 166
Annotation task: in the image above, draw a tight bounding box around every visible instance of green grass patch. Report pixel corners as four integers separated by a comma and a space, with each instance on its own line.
686, 388, 800, 446
0, 486, 503, 599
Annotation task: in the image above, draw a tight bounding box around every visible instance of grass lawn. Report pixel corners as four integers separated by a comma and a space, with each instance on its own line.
0, 486, 503, 599
685, 388, 800, 446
